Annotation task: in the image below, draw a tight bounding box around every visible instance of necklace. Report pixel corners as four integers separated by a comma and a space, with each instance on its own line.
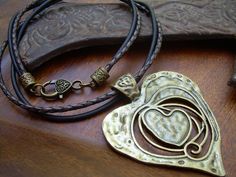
0, 0, 162, 122
0, 0, 225, 176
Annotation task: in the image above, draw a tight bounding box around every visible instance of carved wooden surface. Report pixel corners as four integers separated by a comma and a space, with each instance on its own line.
0, 1, 236, 177
17, 0, 236, 69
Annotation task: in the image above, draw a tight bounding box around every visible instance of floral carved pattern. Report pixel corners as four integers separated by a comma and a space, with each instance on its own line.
18, 1, 236, 69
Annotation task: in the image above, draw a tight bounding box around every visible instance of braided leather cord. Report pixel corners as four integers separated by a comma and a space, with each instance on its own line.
105, 10, 141, 71
0, 0, 162, 117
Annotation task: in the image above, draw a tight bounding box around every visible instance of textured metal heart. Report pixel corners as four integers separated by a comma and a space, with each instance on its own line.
55, 79, 72, 94
142, 109, 191, 146
103, 71, 225, 176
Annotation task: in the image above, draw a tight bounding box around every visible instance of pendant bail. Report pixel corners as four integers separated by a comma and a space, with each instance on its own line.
112, 73, 140, 100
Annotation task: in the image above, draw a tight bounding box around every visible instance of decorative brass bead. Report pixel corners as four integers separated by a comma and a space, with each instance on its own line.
112, 73, 140, 100
90, 67, 109, 86
19, 72, 36, 89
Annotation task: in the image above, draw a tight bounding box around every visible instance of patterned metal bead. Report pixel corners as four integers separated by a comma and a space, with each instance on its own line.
90, 67, 109, 86
19, 72, 36, 89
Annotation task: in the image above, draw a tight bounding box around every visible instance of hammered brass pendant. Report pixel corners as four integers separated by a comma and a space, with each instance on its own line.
102, 71, 225, 176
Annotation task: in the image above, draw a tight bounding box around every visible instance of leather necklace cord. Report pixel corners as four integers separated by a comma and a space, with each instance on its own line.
0, 0, 162, 122
10, 0, 140, 75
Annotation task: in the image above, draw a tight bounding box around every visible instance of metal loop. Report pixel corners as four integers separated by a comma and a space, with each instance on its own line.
72, 80, 95, 90
29, 84, 43, 97
40, 80, 58, 99
72, 80, 83, 90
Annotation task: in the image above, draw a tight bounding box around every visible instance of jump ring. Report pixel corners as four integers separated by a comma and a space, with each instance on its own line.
30, 84, 43, 97
72, 80, 83, 90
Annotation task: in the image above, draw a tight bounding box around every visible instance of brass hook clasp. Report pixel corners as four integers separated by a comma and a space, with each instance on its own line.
71, 80, 95, 90
40, 79, 72, 99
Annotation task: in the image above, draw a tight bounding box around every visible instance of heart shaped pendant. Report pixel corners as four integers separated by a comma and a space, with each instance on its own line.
103, 71, 225, 176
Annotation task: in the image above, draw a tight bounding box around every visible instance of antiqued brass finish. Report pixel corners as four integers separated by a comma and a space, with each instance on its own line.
40, 79, 72, 99
40, 79, 96, 99
19, 72, 36, 89
103, 71, 225, 176
90, 67, 109, 85
112, 74, 140, 100
30, 84, 44, 96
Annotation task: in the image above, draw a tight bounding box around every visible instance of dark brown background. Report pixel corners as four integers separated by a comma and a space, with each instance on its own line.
0, 1, 235, 177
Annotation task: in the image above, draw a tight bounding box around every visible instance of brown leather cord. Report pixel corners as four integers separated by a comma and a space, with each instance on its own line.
0, 0, 162, 120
